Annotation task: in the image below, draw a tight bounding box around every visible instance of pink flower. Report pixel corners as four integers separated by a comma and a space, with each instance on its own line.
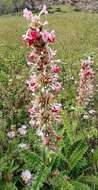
18, 125, 27, 136
28, 52, 38, 63
42, 136, 50, 145
51, 104, 61, 114
42, 31, 49, 42
39, 4, 48, 16
51, 66, 61, 73
48, 31, 55, 43
42, 31, 55, 43
52, 82, 62, 92
28, 107, 38, 118
26, 75, 37, 92
23, 29, 39, 46
7, 131, 15, 139
83, 69, 93, 78
23, 8, 32, 20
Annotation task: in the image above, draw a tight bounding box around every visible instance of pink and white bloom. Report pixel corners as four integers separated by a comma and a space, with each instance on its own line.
18, 125, 27, 136
89, 109, 96, 114
51, 104, 61, 114
23, 8, 33, 20
52, 82, 62, 92
26, 75, 37, 92
42, 31, 55, 43
42, 136, 50, 145
28, 51, 38, 63
23, 5, 62, 148
7, 131, 15, 139
39, 4, 48, 16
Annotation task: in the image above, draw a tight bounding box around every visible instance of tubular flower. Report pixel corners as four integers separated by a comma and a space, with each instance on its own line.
78, 57, 96, 108
23, 5, 62, 149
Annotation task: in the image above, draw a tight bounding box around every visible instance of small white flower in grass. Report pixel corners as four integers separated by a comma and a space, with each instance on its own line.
36, 128, 44, 137
89, 109, 96, 114
18, 143, 29, 150
7, 131, 15, 139
18, 125, 27, 136
83, 114, 89, 120
21, 170, 32, 184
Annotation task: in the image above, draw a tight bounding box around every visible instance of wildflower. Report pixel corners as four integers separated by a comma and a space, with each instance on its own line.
51, 66, 61, 73
52, 82, 62, 92
28, 52, 38, 63
42, 136, 50, 145
23, 8, 33, 20
40, 4, 48, 16
23, 28, 39, 46
42, 31, 55, 43
83, 114, 89, 120
7, 131, 15, 139
21, 170, 32, 184
18, 143, 29, 149
89, 109, 96, 114
36, 128, 44, 137
48, 31, 55, 43
78, 57, 95, 108
18, 125, 27, 136
51, 104, 61, 114
26, 75, 37, 92
23, 5, 62, 148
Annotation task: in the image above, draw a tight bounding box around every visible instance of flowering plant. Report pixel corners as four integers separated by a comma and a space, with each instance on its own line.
23, 5, 62, 149
78, 56, 95, 109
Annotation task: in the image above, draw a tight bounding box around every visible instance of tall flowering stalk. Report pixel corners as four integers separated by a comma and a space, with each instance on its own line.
23, 6, 62, 148
78, 57, 95, 109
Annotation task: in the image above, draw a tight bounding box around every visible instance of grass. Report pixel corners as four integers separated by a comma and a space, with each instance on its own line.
0, 4, 98, 123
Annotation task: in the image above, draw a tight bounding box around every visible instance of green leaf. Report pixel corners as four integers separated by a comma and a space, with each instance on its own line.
62, 112, 75, 144
31, 166, 52, 190
82, 175, 98, 187
72, 181, 92, 190
69, 142, 88, 171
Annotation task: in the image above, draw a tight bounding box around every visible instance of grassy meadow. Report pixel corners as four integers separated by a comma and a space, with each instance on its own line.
1, 5, 98, 190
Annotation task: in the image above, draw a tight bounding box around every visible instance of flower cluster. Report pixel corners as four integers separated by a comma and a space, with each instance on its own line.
23, 5, 62, 148
78, 57, 95, 108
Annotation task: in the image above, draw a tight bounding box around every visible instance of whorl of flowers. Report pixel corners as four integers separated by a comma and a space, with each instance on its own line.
23, 6, 62, 148
78, 57, 95, 108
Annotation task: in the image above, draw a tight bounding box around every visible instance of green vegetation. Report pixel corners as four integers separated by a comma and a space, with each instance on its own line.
0, 5, 98, 190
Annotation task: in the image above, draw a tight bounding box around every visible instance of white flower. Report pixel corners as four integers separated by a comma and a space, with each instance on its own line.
21, 170, 32, 184
83, 114, 89, 120
7, 131, 15, 139
18, 143, 29, 150
89, 109, 96, 114
29, 119, 36, 127
36, 129, 44, 137
18, 125, 27, 136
